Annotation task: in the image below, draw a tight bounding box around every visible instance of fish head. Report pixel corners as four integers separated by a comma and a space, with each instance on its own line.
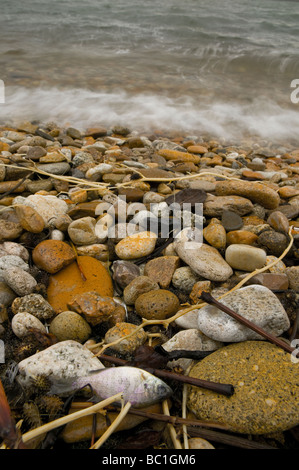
132, 373, 173, 407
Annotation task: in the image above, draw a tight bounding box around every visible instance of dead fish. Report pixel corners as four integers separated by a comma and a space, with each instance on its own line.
50, 366, 173, 407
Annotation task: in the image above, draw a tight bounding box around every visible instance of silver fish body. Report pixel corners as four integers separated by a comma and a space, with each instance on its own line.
72, 366, 173, 407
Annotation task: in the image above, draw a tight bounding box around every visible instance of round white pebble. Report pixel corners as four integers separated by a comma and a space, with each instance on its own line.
12, 312, 46, 339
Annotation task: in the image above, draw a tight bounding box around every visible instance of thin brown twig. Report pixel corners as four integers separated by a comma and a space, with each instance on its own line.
0, 172, 34, 200
98, 353, 234, 397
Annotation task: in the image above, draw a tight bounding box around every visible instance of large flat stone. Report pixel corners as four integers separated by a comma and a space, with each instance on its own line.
187, 341, 299, 434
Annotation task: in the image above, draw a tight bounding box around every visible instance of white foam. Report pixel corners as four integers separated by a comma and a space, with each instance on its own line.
1, 85, 299, 143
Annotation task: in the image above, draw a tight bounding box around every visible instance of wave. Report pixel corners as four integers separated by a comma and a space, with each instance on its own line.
1, 86, 299, 144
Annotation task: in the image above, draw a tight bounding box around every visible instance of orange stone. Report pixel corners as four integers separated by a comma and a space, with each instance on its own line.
85, 127, 107, 138
83, 136, 95, 146
242, 215, 266, 226
0, 142, 9, 152
189, 280, 211, 304
47, 256, 113, 313
278, 187, 299, 199
226, 230, 259, 245
186, 145, 208, 154
15, 204, 45, 233
200, 155, 223, 166
242, 170, 266, 180
144, 256, 180, 288
158, 149, 201, 164
203, 221, 226, 250
33, 239, 76, 274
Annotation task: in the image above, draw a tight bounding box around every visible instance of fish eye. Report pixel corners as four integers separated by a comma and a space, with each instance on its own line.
157, 384, 169, 395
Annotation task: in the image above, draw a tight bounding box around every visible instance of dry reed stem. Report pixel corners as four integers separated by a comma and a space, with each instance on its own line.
21, 392, 123, 445
1, 162, 241, 192
90, 401, 132, 449
182, 362, 194, 450
162, 399, 182, 450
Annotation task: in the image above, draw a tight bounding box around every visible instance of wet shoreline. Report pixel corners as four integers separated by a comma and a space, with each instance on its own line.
0, 119, 298, 449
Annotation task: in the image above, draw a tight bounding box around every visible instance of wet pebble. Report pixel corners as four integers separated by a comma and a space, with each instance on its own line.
221, 209, 243, 231
115, 231, 157, 260
203, 194, 253, 217
187, 341, 299, 434
267, 210, 290, 234
197, 285, 290, 342
12, 293, 56, 320
49, 311, 92, 343
3, 266, 37, 296
225, 244, 267, 271
123, 276, 159, 305
12, 312, 47, 339
32, 239, 76, 274
104, 322, 147, 355
135, 289, 180, 320
174, 238, 233, 282
226, 230, 258, 246
215, 180, 280, 209
17, 340, 104, 387
203, 219, 226, 250
258, 230, 289, 257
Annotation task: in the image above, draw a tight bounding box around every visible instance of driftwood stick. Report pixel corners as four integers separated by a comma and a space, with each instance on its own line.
72, 401, 229, 431
200, 291, 295, 355
187, 427, 276, 450
99, 353, 234, 397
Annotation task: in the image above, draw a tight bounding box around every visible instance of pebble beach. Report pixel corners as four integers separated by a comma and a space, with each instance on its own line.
1, 0, 299, 453
0, 121, 298, 450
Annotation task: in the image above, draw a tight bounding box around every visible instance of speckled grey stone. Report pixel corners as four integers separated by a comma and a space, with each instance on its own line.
197, 285, 290, 342
162, 329, 224, 371
11, 293, 56, 320
3, 267, 37, 296
0, 255, 29, 282
172, 266, 203, 293
17, 340, 104, 387
174, 239, 233, 282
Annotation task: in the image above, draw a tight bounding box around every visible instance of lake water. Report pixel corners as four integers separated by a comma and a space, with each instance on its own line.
0, 0, 299, 142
